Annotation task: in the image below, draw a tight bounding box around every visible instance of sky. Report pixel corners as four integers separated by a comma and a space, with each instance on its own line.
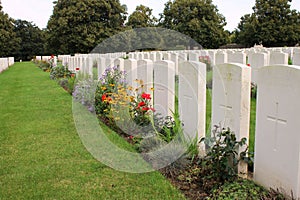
2, 0, 300, 31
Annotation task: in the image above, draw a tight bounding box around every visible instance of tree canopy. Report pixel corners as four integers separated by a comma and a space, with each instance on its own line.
235, 0, 300, 47
126, 5, 157, 28
14, 20, 46, 61
0, 2, 20, 57
47, 0, 127, 54
159, 0, 229, 49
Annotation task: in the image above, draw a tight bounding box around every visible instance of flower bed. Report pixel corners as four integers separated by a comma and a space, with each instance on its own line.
35, 59, 286, 200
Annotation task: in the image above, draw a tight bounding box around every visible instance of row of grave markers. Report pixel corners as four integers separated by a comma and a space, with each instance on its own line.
40, 47, 300, 199
0, 57, 14, 74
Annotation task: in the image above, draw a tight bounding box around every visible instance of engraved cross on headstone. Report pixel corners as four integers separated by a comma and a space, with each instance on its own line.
267, 102, 287, 151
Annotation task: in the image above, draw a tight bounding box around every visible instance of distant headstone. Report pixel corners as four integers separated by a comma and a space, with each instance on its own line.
153, 60, 175, 118
269, 50, 288, 65
292, 48, 300, 66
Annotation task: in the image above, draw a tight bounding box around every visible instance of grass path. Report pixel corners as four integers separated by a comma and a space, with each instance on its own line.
0, 62, 185, 200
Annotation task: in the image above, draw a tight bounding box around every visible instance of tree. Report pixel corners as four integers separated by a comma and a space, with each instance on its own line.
159, 0, 229, 49
0, 2, 20, 57
126, 5, 157, 28
235, 0, 300, 47
234, 14, 259, 47
47, 0, 127, 54
13, 20, 46, 61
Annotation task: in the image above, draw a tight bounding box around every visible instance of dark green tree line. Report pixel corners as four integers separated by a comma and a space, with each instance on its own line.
47, 0, 127, 54
235, 0, 300, 47
0, 2, 20, 57
14, 20, 47, 61
159, 0, 229, 49
126, 5, 157, 28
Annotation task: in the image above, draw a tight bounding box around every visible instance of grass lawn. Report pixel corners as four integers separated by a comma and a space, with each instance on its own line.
0, 62, 185, 200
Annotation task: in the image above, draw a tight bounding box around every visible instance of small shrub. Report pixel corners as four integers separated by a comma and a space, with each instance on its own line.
95, 66, 127, 122
37, 60, 51, 72
67, 76, 76, 94
73, 78, 98, 112
288, 56, 293, 65
208, 179, 285, 200
199, 125, 251, 183
50, 65, 72, 80
139, 136, 166, 153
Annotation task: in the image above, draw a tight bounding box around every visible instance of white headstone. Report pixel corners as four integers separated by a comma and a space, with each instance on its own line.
114, 58, 124, 71
208, 50, 216, 66
163, 52, 171, 61
248, 52, 268, 83
228, 51, 246, 64
137, 59, 154, 105
124, 59, 138, 87
212, 63, 251, 176
292, 48, 300, 66
137, 53, 144, 60
178, 61, 206, 142
269, 50, 288, 65
215, 51, 228, 65
143, 52, 150, 60
153, 60, 175, 118
97, 57, 106, 79
156, 52, 163, 61
87, 57, 93, 77
149, 52, 157, 62
254, 65, 300, 200
170, 53, 179, 75
189, 52, 199, 62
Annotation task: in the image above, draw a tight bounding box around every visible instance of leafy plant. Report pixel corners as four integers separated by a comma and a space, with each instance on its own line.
36, 60, 51, 72
95, 66, 127, 122
73, 78, 98, 112
199, 125, 251, 183
50, 65, 72, 80
208, 179, 285, 200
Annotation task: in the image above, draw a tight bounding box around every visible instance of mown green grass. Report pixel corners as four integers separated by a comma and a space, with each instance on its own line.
0, 62, 185, 200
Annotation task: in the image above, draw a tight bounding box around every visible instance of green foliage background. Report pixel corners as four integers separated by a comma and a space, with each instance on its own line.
0, 0, 300, 58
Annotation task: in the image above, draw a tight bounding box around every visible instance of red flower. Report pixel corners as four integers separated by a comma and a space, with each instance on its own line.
142, 107, 150, 111
102, 94, 107, 101
129, 135, 134, 140
247, 64, 251, 67
102, 94, 112, 102
71, 73, 75, 77
141, 93, 151, 100
137, 101, 146, 108
76, 67, 80, 71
